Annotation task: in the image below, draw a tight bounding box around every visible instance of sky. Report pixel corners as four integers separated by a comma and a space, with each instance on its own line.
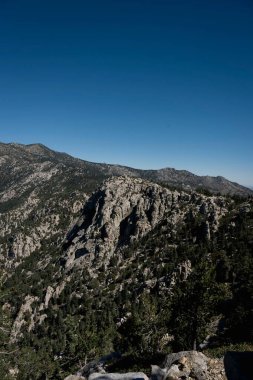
0, 0, 252, 186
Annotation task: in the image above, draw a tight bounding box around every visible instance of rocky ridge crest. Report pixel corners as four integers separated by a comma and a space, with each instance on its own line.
62, 176, 229, 270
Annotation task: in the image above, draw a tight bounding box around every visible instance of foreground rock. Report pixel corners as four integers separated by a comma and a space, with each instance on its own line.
89, 373, 149, 380
64, 373, 148, 380
65, 351, 226, 380
158, 351, 226, 380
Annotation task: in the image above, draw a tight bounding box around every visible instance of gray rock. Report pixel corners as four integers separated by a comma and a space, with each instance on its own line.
163, 351, 208, 380
62, 177, 230, 271
150, 365, 166, 380
63, 177, 176, 269
88, 372, 148, 380
77, 352, 121, 378
166, 363, 187, 379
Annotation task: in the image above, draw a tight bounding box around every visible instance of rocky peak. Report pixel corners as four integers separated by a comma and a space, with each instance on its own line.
62, 176, 229, 270
62, 176, 177, 268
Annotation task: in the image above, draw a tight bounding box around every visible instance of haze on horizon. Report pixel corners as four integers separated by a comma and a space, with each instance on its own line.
0, 0, 252, 187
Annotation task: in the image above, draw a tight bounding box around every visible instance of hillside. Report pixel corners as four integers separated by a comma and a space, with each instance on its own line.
0, 174, 252, 379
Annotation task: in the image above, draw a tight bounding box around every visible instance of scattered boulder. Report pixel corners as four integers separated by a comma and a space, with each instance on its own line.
66, 351, 226, 380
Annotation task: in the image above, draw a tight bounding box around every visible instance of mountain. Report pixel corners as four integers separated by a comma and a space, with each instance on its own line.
61, 176, 229, 271
0, 142, 253, 379
137, 168, 252, 196
0, 141, 251, 268
0, 142, 252, 203
0, 174, 252, 378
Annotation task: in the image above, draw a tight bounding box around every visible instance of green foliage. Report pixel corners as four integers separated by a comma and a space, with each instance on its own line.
171, 256, 228, 351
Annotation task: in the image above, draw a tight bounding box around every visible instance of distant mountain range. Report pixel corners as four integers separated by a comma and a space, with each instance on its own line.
0, 142, 252, 201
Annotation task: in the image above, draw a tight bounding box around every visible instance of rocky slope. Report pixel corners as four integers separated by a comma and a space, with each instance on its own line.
0, 142, 104, 268
3, 175, 252, 377
61, 176, 229, 271
0, 141, 251, 268
0, 142, 251, 207
8, 176, 231, 341
0, 143, 253, 379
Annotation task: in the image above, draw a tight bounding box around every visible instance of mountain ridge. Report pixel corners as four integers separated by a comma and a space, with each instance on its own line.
0, 141, 252, 197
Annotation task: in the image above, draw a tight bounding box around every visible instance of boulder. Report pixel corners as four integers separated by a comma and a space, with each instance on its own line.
164, 351, 208, 378
88, 372, 148, 380
162, 350, 225, 380
150, 365, 166, 380
77, 352, 121, 378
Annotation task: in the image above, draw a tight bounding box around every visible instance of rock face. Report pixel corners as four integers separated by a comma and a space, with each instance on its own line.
61, 176, 230, 270
0, 189, 88, 268
62, 177, 177, 268
10, 295, 39, 342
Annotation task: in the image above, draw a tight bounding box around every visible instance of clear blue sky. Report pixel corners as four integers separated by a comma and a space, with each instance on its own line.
0, 0, 252, 186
